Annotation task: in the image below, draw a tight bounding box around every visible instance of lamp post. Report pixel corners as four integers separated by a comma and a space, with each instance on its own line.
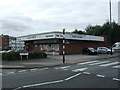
109, 0, 113, 55
62, 28, 65, 63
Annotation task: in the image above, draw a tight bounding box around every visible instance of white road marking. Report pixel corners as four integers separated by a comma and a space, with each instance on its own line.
97, 74, 105, 78
77, 61, 99, 65
30, 69, 38, 71
54, 68, 59, 69
72, 67, 88, 72
18, 70, 26, 73
89, 61, 110, 65
39, 68, 49, 70
99, 62, 119, 67
63, 69, 68, 70
22, 80, 64, 88
65, 73, 81, 81
59, 66, 70, 69
0, 73, 2, 76
113, 65, 120, 68
83, 72, 90, 75
6, 72, 15, 75
113, 78, 120, 81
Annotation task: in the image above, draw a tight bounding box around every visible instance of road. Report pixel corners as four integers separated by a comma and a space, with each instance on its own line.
2, 57, 120, 89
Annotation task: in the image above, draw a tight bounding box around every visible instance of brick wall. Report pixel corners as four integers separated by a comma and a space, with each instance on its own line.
59, 39, 109, 55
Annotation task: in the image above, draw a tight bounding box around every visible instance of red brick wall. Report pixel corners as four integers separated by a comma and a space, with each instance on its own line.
0, 35, 9, 50
59, 39, 109, 55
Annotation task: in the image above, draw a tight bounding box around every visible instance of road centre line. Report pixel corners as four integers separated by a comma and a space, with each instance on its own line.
77, 60, 99, 65
65, 73, 81, 81
113, 78, 120, 81
89, 61, 110, 65
96, 74, 105, 78
99, 62, 119, 67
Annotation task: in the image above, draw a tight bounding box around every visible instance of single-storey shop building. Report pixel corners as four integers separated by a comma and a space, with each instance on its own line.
17, 32, 109, 54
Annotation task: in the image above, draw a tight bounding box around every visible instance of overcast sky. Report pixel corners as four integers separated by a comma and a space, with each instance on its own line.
0, 0, 119, 37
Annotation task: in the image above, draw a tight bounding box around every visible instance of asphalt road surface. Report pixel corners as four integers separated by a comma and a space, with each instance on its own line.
2, 57, 120, 89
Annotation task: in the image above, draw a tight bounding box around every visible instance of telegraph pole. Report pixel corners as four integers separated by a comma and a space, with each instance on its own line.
62, 28, 65, 63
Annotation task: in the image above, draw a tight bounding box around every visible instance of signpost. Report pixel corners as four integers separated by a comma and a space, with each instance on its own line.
20, 53, 29, 60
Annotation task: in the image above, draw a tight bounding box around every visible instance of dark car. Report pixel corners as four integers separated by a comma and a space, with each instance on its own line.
82, 48, 97, 55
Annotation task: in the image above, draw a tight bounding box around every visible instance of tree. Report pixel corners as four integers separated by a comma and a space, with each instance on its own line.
72, 29, 86, 34
85, 21, 120, 45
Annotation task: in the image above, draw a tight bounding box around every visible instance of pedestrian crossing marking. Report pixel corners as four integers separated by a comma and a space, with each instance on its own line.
77, 60, 99, 65
99, 62, 119, 67
113, 65, 120, 68
89, 61, 110, 65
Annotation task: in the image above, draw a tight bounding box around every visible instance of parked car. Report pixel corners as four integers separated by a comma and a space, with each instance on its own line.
97, 47, 114, 54
82, 48, 97, 55
6, 50, 15, 52
0, 51, 6, 53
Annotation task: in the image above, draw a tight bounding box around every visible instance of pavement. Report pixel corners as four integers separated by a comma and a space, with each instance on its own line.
0, 53, 119, 69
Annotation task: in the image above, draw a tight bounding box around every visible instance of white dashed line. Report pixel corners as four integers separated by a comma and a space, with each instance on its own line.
97, 74, 105, 78
83, 72, 90, 75
113, 78, 120, 81
113, 65, 120, 68
54, 68, 59, 69
77, 61, 99, 65
30, 69, 38, 71
63, 69, 68, 70
6, 72, 15, 75
65, 73, 81, 81
22, 80, 64, 88
18, 70, 26, 73
39, 68, 49, 71
99, 62, 119, 67
89, 61, 110, 65
0, 73, 2, 76
59, 66, 70, 69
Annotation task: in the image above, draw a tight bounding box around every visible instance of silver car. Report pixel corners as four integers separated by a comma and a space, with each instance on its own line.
97, 47, 114, 54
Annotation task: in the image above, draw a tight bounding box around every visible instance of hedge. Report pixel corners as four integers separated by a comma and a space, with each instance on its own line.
2, 50, 47, 61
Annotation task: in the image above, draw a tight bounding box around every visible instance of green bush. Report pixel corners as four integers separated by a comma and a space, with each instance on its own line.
29, 50, 47, 59
2, 51, 47, 61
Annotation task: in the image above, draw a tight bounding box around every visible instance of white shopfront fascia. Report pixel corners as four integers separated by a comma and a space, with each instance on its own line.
17, 32, 104, 42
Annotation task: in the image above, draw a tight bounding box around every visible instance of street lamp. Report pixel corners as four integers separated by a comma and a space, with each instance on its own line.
109, 0, 113, 55
62, 28, 65, 63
